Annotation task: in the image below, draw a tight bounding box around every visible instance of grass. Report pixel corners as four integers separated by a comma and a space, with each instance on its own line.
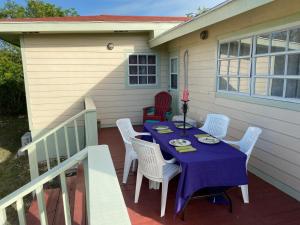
0, 115, 31, 224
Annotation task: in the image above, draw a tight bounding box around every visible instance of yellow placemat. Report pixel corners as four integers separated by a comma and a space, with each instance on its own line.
175, 146, 197, 152
158, 129, 173, 134
194, 134, 211, 138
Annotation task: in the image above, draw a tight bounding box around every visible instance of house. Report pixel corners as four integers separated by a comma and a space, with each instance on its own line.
0, 0, 299, 224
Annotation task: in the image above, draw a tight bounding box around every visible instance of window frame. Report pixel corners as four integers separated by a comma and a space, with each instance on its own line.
127, 53, 158, 87
217, 36, 253, 95
169, 56, 178, 90
217, 25, 300, 104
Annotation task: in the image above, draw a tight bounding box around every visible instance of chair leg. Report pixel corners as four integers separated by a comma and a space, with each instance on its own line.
123, 154, 132, 184
132, 159, 137, 172
149, 181, 160, 190
135, 171, 143, 203
223, 192, 233, 213
241, 185, 249, 203
161, 180, 169, 217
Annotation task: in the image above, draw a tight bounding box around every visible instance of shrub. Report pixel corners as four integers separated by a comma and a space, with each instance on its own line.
0, 42, 26, 115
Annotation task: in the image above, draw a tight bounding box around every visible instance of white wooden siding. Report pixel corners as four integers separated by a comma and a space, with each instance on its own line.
22, 33, 168, 132
167, 0, 300, 198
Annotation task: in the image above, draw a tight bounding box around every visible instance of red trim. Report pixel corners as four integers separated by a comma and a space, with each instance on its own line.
0, 14, 190, 23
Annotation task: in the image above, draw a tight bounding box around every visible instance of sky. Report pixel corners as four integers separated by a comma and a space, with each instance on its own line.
0, 0, 226, 16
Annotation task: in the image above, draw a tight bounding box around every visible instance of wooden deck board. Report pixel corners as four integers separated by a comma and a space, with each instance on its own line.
72, 166, 86, 225
26, 187, 60, 225
26, 126, 300, 225
99, 126, 300, 225
26, 171, 82, 225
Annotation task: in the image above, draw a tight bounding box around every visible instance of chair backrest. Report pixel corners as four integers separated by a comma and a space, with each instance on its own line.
116, 118, 136, 145
201, 114, 230, 139
154, 91, 172, 117
239, 127, 262, 166
172, 115, 197, 127
131, 137, 166, 179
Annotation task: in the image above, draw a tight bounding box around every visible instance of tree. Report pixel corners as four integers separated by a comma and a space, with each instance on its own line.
0, 0, 78, 115
0, 0, 78, 18
186, 6, 209, 18
0, 0, 25, 18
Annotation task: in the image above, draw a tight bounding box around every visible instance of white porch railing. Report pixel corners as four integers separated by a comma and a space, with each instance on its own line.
0, 145, 131, 225
0, 96, 131, 225
19, 96, 98, 181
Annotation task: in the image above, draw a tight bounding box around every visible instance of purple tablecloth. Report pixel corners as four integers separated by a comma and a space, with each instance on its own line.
144, 121, 248, 213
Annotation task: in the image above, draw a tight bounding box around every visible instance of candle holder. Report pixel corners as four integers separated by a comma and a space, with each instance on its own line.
181, 100, 189, 136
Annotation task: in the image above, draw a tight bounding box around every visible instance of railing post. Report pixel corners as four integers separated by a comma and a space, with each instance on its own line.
43, 139, 50, 171
84, 97, 98, 146
16, 198, 26, 225
36, 186, 49, 225
64, 126, 71, 158
85, 110, 98, 146
60, 172, 72, 225
83, 158, 90, 225
0, 208, 7, 225
28, 145, 39, 181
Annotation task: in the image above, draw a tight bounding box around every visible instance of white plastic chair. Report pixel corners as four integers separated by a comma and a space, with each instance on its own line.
224, 127, 262, 203
172, 115, 197, 127
131, 137, 181, 217
116, 118, 151, 184
199, 114, 230, 139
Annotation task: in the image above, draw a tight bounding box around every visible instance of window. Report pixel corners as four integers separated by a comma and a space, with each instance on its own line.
128, 54, 157, 86
218, 38, 251, 94
217, 26, 300, 102
170, 57, 178, 90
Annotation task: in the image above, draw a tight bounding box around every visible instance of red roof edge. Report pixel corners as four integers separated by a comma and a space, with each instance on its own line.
0, 14, 190, 23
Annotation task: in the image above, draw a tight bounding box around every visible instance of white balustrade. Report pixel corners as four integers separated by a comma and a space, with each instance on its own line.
0, 146, 131, 225
18, 96, 98, 181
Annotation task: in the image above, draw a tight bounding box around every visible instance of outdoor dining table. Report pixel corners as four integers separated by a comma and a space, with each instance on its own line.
143, 121, 248, 214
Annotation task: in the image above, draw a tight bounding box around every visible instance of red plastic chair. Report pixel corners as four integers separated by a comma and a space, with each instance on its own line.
143, 91, 172, 122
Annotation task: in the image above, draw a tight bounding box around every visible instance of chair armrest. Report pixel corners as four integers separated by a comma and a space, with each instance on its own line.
143, 106, 154, 112
223, 140, 240, 146
165, 158, 176, 164
135, 132, 151, 136
165, 111, 172, 121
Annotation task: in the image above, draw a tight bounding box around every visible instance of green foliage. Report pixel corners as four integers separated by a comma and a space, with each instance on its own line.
0, 0, 79, 115
0, 43, 23, 84
0, 41, 24, 115
186, 6, 209, 18
26, 0, 78, 17
0, 0, 25, 18
0, 0, 78, 18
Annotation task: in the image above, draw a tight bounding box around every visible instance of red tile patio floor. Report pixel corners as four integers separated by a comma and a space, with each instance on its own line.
100, 126, 300, 225
27, 126, 300, 225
